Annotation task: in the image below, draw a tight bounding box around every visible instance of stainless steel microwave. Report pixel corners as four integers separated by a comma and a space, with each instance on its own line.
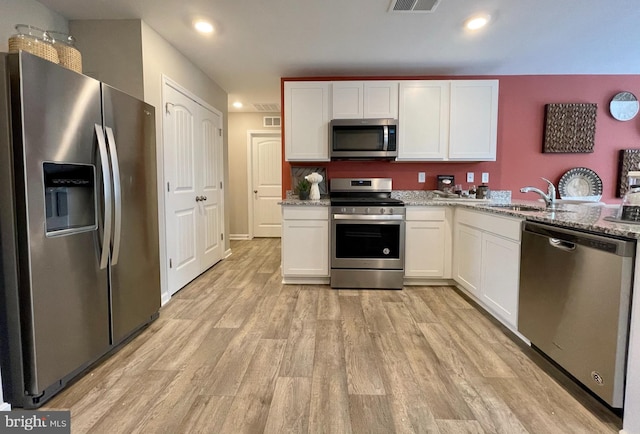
330, 118, 397, 160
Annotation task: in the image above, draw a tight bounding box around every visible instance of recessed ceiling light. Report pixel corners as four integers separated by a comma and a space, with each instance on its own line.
465, 14, 491, 31
194, 20, 214, 34
232, 101, 243, 109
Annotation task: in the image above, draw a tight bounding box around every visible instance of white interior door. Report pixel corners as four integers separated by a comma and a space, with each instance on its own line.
164, 82, 224, 295
199, 111, 223, 267
251, 133, 282, 237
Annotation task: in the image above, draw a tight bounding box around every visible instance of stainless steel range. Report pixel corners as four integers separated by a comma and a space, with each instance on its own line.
330, 178, 405, 289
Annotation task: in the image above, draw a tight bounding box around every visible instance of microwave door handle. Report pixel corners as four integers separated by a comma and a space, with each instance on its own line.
382, 126, 389, 151
95, 124, 112, 270
105, 127, 122, 265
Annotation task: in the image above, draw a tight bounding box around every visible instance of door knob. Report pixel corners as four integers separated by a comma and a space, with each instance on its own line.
195, 196, 202, 202
203, 196, 207, 201
254, 190, 258, 194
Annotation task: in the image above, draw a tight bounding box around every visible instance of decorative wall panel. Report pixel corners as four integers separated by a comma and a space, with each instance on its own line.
543, 103, 597, 153
617, 149, 640, 197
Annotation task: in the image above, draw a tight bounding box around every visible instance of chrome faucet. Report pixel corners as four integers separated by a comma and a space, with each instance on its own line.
520, 178, 557, 207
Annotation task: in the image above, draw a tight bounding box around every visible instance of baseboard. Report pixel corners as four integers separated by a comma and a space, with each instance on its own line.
403, 278, 456, 286
282, 276, 330, 285
161, 291, 171, 306
229, 234, 251, 240
0, 402, 11, 411
224, 248, 232, 259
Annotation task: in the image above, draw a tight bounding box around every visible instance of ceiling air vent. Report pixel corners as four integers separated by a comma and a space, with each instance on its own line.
253, 103, 281, 112
389, 0, 440, 13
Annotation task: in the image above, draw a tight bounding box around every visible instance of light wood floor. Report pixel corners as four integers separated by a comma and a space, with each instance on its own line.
43, 238, 622, 433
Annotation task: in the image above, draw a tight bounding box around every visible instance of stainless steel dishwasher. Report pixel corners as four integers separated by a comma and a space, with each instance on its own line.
519, 221, 635, 408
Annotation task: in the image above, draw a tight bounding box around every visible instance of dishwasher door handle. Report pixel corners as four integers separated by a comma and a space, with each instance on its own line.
549, 237, 576, 252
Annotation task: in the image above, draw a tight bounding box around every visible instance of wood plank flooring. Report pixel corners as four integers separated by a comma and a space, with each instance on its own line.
42, 238, 622, 433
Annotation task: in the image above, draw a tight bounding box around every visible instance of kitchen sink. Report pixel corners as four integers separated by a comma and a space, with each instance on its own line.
486, 204, 545, 212
486, 204, 575, 213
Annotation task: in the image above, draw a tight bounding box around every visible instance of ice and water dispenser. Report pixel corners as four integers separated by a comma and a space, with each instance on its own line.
43, 162, 97, 235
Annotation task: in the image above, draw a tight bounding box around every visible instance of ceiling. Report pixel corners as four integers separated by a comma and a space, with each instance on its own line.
38, 0, 640, 113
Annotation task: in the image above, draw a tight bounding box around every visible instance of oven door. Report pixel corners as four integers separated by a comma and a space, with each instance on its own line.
331, 214, 405, 270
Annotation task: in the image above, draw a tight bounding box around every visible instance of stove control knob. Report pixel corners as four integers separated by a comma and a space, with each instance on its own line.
351, 208, 356, 213
389, 208, 394, 215
341, 207, 347, 213
380, 208, 385, 214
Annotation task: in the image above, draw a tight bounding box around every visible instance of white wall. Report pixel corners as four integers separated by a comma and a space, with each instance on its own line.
228, 112, 281, 238
69, 20, 144, 100
0, 0, 68, 52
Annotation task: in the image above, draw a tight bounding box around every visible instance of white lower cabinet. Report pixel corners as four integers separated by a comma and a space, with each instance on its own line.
480, 232, 520, 327
453, 223, 482, 294
454, 209, 522, 329
281, 206, 329, 282
404, 207, 452, 280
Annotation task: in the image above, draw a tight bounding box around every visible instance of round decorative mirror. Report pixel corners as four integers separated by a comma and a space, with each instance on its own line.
610, 91, 639, 121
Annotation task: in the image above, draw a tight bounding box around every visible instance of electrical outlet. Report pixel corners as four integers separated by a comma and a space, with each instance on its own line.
482, 172, 489, 183
466, 172, 474, 183
418, 172, 426, 183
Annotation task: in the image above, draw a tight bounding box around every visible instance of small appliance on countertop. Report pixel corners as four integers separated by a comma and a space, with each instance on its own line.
437, 175, 455, 193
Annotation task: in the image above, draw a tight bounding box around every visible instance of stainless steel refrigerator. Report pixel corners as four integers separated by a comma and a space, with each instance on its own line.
0, 52, 160, 408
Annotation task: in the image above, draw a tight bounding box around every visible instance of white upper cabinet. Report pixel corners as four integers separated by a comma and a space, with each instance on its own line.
397, 80, 450, 160
449, 80, 499, 161
284, 81, 331, 161
332, 81, 399, 119
332, 82, 364, 119
397, 79, 498, 161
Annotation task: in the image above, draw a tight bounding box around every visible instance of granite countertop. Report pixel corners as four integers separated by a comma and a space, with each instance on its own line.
279, 190, 640, 239
471, 202, 640, 240
280, 198, 331, 206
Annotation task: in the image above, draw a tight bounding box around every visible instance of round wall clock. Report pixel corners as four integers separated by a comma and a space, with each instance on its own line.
610, 91, 639, 121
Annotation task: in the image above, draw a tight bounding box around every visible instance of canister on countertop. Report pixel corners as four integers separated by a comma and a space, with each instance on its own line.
618, 184, 640, 221
477, 184, 490, 199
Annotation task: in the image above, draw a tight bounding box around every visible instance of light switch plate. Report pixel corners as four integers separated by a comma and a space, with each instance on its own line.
418, 172, 426, 183
466, 172, 474, 183
482, 172, 489, 183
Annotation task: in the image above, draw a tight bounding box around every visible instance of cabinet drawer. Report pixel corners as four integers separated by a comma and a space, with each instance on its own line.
283, 206, 329, 220
456, 208, 522, 241
406, 207, 446, 221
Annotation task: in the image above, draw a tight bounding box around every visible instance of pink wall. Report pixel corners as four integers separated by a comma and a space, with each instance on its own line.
282, 75, 640, 202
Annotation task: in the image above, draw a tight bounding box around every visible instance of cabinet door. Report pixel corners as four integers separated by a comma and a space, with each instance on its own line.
481, 233, 520, 327
284, 81, 330, 161
405, 220, 446, 277
282, 219, 329, 276
332, 82, 364, 119
454, 223, 482, 296
364, 81, 398, 119
397, 81, 450, 160
449, 80, 498, 161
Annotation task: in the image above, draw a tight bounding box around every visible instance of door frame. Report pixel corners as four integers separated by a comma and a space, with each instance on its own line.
160, 75, 225, 303
246, 130, 282, 239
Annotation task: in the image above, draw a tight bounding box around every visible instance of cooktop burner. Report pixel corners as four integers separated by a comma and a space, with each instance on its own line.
330, 197, 404, 207
329, 178, 403, 207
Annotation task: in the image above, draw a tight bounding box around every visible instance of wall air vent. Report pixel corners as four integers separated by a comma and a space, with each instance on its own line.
263, 116, 281, 127
253, 103, 281, 112
389, 0, 440, 13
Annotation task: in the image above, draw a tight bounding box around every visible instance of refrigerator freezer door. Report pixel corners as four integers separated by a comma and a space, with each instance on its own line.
10, 53, 110, 396
102, 84, 161, 344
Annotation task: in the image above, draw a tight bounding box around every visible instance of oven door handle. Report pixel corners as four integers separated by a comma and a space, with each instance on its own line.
333, 214, 404, 221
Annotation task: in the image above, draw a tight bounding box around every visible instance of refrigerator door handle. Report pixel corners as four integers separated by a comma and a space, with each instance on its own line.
105, 127, 122, 265
95, 124, 112, 270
